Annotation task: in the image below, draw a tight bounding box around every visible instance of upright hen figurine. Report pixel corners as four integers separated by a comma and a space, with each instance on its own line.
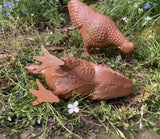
25, 46, 133, 105
68, 0, 134, 54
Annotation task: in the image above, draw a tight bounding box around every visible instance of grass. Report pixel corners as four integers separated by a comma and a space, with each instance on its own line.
0, 0, 160, 138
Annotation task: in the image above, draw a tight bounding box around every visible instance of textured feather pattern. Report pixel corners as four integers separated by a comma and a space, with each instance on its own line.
44, 57, 96, 98
68, 0, 134, 53
68, 0, 96, 28
26, 47, 133, 105
61, 57, 95, 81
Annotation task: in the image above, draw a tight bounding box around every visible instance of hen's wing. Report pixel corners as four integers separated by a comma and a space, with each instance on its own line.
48, 57, 96, 98
54, 78, 95, 99
61, 57, 95, 81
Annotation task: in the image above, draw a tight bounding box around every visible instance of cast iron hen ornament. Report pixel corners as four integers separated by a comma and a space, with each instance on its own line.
68, 0, 134, 54
25, 46, 133, 105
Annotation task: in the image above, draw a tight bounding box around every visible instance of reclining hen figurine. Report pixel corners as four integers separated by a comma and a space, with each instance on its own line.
68, 0, 134, 54
25, 46, 133, 105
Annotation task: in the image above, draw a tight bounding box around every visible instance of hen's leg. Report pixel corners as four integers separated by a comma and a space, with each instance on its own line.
81, 46, 95, 59
29, 79, 60, 105
86, 47, 91, 55
85, 47, 97, 59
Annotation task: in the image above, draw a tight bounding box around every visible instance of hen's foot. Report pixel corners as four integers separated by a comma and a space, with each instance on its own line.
29, 79, 60, 105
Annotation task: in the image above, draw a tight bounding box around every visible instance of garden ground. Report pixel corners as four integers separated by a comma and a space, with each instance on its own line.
0, 0, 160, 138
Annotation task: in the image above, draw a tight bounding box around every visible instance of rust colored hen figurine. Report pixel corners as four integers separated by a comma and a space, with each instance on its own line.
25, 46, 133, 105
68, 0, 134, 54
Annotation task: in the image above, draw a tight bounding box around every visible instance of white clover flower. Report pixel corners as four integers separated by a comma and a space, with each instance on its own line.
67, 101, 79, 114
122, 17, 128, 23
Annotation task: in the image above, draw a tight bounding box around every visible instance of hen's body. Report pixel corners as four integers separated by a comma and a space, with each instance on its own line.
44, 57, 95, 99
68, 0, 134, 53
25, 47, 133, 105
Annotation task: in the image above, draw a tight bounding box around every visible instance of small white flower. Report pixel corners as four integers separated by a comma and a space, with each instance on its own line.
67, 101, 79, 114
148, 35, 152, 38
134, 3, 138, 8
142, 16, 152, 26
31, 14, 34, 17
145, 16, 152, 21
50, 31, 53, 34
122, 17, 128, 23
99, 0, 103, 5
138, 8, 143, 14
